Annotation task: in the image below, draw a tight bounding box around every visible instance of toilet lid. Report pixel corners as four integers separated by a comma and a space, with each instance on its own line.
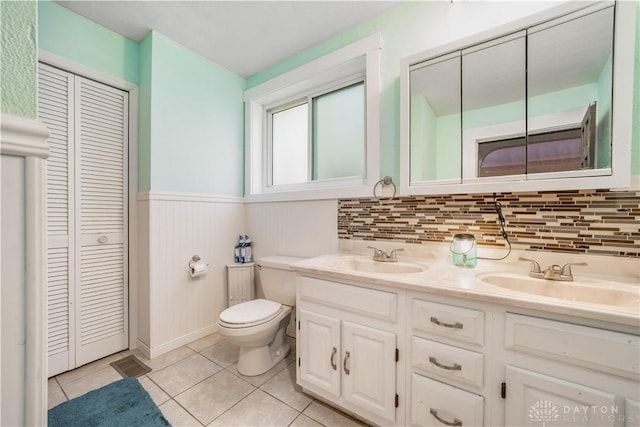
219, 299, 281, 324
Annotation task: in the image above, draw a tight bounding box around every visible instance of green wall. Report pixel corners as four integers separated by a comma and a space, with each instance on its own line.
248, 1, 640, 181
38, 2, 246, 196
38, 0, 139, 84
140, 31, 246, 195
1, 0, 37, 118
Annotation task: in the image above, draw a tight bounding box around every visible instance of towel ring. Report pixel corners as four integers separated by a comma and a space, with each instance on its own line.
373, 176, 396, 200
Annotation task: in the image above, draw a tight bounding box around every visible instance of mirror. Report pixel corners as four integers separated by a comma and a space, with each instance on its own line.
409, 53, 461, 183
462, 32, 526, 180
526, 6, 613, 176
402, 2, 632, 194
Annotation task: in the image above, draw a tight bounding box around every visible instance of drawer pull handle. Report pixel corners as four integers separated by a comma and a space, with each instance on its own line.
343, 351, 350, 375
430, 408, 462, 426
330, 347, 337, 370
429, 356, 462, 371
430, 316, 463, 329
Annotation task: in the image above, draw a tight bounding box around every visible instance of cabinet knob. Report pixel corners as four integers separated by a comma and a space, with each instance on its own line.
98, 235, 108, 244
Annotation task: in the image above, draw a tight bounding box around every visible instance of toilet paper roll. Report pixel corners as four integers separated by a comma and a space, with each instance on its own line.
189, 261, 208, 278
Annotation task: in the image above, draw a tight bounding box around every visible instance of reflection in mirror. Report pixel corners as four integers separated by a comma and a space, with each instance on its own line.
409, 53, 461, 183
527, 6, 614, 175
462, 33, 526, 179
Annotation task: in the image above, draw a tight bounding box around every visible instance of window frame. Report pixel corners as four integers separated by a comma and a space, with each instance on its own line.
244, 34, 381, 202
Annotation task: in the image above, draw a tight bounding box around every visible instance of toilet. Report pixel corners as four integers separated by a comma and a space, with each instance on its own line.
218, 256, 302, 376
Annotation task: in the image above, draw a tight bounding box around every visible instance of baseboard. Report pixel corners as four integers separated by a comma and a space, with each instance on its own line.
135, 339, 151, 359
147, 325, 219, 359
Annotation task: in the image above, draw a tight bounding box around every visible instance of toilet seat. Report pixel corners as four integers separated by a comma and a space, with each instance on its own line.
219, 299, 281, 328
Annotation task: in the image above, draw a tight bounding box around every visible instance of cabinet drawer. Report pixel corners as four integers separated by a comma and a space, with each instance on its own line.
412, 299, 484, 346
505, 313, 640, 379
299, 276, 397, 322
412, 336, 484, 389
411, 374, 483, 427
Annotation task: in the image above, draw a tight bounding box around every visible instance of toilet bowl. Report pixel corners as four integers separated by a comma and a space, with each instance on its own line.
218, 256, 302, 376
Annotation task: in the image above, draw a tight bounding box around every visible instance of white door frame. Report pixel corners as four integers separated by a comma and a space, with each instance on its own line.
38, 50, 140, 351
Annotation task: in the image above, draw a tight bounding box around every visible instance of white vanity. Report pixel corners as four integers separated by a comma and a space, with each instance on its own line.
293, 242, 640, 426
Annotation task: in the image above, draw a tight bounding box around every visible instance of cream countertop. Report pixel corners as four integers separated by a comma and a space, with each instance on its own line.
290, 240, 640, 328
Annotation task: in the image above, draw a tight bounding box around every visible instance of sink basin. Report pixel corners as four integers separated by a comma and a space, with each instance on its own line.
326, 257, 426, 274
476, 272, 640, 309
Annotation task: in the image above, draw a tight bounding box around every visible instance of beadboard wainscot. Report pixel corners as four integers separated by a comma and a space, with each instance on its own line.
136, 191, 245, 358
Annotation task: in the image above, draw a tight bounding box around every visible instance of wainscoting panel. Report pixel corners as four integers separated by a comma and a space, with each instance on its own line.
246, 199, 339, 259
138, 193, 244, 357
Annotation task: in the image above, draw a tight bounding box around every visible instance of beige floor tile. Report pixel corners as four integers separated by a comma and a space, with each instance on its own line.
55, 352, 125, 386
139, 376, 171, 406
303, 401, 368, 427
160, 399, 202, 426
60, 366, 123, 400
175, 369, 255, 425
143, 346, 197, 371
208, 389, 298, 427
47, 378, 67, 409
187, 333, 225, 352
261, 362, 312, 411
289, 414, 324, 427
228, 357, 292, 387
149, 353, 222, 397
200, 340, 239, 367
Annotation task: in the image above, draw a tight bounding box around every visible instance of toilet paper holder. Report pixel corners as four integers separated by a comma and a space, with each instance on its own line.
187, 255, 209, 278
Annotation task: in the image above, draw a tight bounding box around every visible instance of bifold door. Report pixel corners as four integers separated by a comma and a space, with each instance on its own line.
38, 63, 129, 377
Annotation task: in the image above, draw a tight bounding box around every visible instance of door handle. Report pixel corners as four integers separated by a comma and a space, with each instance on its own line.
330, 347, 337, 370
343, 351, 350, 375
98, 235, 108, 244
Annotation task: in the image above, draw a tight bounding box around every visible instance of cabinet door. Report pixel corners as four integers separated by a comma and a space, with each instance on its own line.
506, 366, 617, 426
343, 321, 396, 423
298, 309, 341, 397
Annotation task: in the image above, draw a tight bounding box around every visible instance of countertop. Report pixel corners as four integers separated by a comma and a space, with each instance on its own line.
291, 248, 640, 328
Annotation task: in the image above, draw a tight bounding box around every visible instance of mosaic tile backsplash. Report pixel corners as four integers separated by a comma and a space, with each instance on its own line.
338, 190, 640, 258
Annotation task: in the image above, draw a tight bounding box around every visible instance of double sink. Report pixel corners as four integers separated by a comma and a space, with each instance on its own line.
318, 255, 639, 311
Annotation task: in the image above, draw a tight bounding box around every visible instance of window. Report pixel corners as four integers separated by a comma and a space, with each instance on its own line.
245, 34, 380, 201
268, 82, 365, 187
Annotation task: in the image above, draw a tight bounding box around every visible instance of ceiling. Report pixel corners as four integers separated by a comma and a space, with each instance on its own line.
54, 0, 399, 78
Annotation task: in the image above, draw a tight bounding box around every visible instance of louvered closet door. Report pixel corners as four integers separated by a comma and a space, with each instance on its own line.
39, 63, 129, 375
39, 63, 75, 377
74, 76, 129, 367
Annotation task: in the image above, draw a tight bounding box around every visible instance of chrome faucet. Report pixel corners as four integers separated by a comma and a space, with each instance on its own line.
367, 246, 404, 262
519, 257, 588, 282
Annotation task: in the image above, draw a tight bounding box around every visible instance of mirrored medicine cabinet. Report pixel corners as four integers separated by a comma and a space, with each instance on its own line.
400, 1, 636, 195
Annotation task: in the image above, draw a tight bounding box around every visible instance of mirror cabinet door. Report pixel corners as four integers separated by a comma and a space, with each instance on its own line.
461, 32, 526, 180
403, 2, 629, 194
526, 5, 614, 177
409, 52, 461, 184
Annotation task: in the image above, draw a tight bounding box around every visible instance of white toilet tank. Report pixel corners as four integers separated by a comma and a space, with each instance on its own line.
255, 256, 304, 306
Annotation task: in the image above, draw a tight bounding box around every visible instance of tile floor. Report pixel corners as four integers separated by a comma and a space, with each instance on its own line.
48, 333, 369, 427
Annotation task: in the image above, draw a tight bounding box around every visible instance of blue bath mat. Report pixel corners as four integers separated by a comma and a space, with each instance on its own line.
48, 377, 171, 427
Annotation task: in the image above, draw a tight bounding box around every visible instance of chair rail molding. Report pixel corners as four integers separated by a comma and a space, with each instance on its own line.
1, 113, 50, 426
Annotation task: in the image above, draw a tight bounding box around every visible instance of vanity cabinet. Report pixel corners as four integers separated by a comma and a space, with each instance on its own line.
503, 313, 640, 427
294, 265, 639, 427
296, 276, 404, 426
409, 297, 487, 426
